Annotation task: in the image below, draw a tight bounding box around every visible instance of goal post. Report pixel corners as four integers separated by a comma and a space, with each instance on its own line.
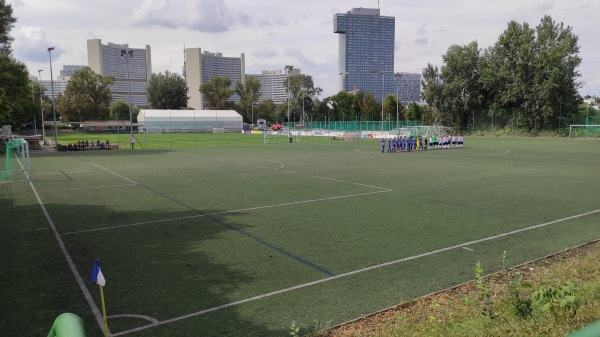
1, 138, 31, 183
569, 125, 600, 139
263, 132, 288, 144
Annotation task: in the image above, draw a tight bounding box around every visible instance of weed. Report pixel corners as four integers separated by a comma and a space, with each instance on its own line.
502, 251, 533, 318
474, 260, 497, 318
530, 280, 579, 319
289, 320, 300, 337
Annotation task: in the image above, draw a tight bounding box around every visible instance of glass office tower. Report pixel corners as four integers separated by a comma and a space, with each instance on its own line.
334, 8, 395, 103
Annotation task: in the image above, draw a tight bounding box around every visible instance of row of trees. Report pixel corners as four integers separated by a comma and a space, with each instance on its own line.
0, 0, 43, 128
421, 15, 584, 132
0, 3, 589, 132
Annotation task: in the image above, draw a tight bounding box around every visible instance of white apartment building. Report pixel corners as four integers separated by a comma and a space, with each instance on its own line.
87, 39, 152, 106
184, 48, 245, 109
247, 69, 301, 105
39, 65, 86, 97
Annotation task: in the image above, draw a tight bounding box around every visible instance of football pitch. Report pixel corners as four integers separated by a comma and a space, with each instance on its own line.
2, 136, 600, 336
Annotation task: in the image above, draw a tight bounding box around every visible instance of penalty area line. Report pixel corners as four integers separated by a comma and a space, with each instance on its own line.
62, 189, 393, 235
112, 207, 600, 336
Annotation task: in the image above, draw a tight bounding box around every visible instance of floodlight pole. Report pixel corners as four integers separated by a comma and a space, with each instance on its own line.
47, 47, 58, 148
381, 72, 384, 133
395, 73, 401, 135
284, 65, 294, 143
121, 49, 134, 148
38, 69, 45, 144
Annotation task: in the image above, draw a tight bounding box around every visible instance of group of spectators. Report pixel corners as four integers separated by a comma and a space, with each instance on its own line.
381, 135, 464, 153
66, 139, 112, 151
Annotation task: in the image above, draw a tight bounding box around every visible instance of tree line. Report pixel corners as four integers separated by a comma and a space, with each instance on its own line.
0, 2, 592, 132
421, 15, 585, 133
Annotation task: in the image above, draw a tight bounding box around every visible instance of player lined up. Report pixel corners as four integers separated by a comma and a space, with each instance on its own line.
381, 135, 464, 153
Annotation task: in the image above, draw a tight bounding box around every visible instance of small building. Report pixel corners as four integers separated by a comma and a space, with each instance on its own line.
137, 110, 243, 133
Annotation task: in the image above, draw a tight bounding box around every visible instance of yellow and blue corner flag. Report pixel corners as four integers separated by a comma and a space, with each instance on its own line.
91, 258, 106, 286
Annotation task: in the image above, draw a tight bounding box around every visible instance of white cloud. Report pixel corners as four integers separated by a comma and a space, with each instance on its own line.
13, 27, 61, 63
130, 0, 177, 29
8, 0, 600, 97
252, 48, 278, 59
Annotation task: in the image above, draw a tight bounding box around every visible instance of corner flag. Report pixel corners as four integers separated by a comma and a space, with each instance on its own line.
91, 258, 106, 286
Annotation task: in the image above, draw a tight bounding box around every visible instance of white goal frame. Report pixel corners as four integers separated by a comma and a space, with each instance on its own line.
569, 124, 600, 139
1, 138, 31, 183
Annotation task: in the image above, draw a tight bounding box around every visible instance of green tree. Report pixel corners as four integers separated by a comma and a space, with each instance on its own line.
255, 99, 277, 124
479, 16, 582, 130
421, 63, 444, 124
284, 73, 322, 122
532, 15, 582, 130
56, 67, 114, 122
199, 76, 233, 110
479, 21, 536, 128
147, 71, 188, 109
405, 102, 422, 121
0, 0, 16, 54
437, 41, 484, 129
0, 0, 35, 127
236, 76, 261, 123
330, 91, 354, 122
109, 99, 130, 120
0, 54, 33, 126
383, 93, 399, 123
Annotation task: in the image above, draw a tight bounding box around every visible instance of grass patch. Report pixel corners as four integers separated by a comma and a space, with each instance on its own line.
323, 241, 600, 337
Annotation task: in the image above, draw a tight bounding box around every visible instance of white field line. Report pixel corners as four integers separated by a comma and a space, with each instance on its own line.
173, 151, 286, 170
38, 183, 137, 193
107, 314, 159, 324
89, 162, 138, 184
27, 180, 109, 335
282, 170, 390, 190
354, 146, 600, 163
113, 208, 600, 336
62, 189, 393, 235
510, 154, 600, 163
174, 151, 389, 190
354, 147, 511, 157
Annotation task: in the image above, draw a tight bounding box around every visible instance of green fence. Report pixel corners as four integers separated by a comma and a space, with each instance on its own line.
284, 121, 422, 131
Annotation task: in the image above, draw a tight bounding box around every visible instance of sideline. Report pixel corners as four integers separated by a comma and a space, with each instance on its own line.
27, 180, 109, 335
112, 208, 600, 336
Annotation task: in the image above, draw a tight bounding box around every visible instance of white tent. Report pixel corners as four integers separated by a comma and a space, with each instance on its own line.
137, 110, 243, 133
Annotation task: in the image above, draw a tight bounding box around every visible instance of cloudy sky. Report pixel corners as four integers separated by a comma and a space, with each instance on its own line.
9, 0, 600, 98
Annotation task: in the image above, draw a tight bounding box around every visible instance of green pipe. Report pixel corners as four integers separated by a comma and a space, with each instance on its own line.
47, 313, 86, 337
567, 320, 600, 337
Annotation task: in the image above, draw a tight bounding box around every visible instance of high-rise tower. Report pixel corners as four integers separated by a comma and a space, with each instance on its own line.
87, 39, 152, 106
334, 8, 395, 103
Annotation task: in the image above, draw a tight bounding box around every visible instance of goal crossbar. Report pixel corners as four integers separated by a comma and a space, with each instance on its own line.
1, 138, 31, 183
569, 125, 600, 139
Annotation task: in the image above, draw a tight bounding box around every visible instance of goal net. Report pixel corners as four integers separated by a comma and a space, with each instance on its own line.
343, 131, 361, 141
395, 125, 451, 138
263, 132, 289, 144
1, 138, 31, 183
569, 125, 600, 139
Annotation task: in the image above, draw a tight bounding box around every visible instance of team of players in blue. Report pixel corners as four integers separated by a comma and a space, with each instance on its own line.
381, 135, 464, 153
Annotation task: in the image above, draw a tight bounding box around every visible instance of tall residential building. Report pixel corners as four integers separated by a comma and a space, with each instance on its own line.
396, 72, 422, 106
59, 65, 86, 79
184, 48, 245, 110
40, 65, 86, 97
87, 39, 152, 106
334, 7, 395, 103
247, 69, 301, 104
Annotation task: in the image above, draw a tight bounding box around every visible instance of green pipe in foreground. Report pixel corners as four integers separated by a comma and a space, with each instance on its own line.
567, 320, 600, 337
47, 313, 86, 337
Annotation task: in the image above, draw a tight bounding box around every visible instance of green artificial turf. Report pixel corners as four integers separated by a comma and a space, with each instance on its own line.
1, 136, 599, 336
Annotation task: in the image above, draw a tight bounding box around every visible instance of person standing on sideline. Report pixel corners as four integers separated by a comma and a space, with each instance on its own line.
381, 138, 385, 153
130, 134, 136, 149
